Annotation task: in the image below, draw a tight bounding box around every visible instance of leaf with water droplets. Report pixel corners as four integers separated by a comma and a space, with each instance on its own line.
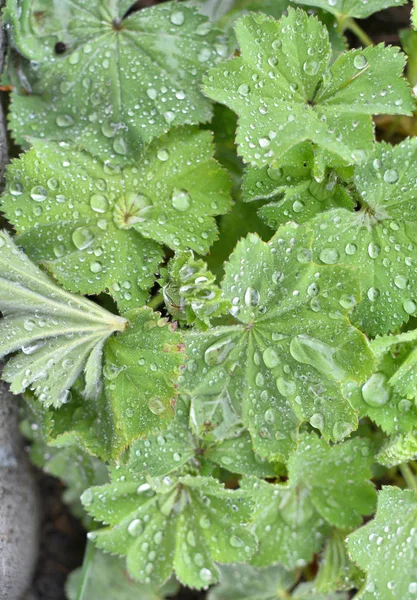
343, 328, 417, 435
315, 529, 365, 593
1, 128, 232, 311
288, 433, 376, 529
0, 230, 127, 407
207, 562, 296, 600
242, 144, 354, 227
66, 548, 179, 600
311, 140, 417, 335
347, 486, 417, 600
82, 473, 257, 589
161, 250, 230, 329
242, 476, 330, 569
5, 1, 227, 162
204, 9, 412, 169
292, 0, 407, 20
182, 225, 374, 461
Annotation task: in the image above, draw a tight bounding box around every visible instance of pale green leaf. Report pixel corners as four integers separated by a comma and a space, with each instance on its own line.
1, 128, 232, 311
311, 139, 417, 335
376, 431, 417, 467
207, 563, 296, 600
66, 548, 179, 600
204, 9, 412, 169
242, 476, 330, 569
0, 230, 127, 406
292, 0, 407, 20
82, 474, 257, 589
315, 529, 365, 593
6, 0, 227, 161
183, 226, 374, 461
343, 328, 417, 435
161, 250, 230, 329
242, 144, 354, 227
347, 486, 417, 600
287, 433, 376, 529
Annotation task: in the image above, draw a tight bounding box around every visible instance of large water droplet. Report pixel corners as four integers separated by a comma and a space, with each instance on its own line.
383, 169, 399, 184
90, 193, 109, 213
72, 227, 95, 250
204, 337, 236, 366
353, 55, 368, 69
30, 186, 47, 202
171, 10, 185, 25
290, 335, 346, 381
263, 346, 280, 368
128, 519, 143, 536
244, 287, 260, 307
171, 188, 191, 212
319, 248, 339, 264
361, 373, 391, 407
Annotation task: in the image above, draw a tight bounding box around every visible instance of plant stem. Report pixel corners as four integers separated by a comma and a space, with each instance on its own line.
344, 18, 373, 47
76, 540, 95, 600
148, 293, 164, 310
400, 463, 417, 495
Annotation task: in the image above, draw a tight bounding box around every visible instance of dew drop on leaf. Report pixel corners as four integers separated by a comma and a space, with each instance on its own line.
361, 373, 391, 407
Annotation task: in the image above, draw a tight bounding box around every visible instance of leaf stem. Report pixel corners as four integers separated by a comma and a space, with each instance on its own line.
343, 18, 373, 47
400, 463, 417, 495
76, 539, 95, 600
148, 293, 164, 310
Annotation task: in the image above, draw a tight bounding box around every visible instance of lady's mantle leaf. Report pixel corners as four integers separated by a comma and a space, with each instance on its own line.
204, 9, 412, 168
1, 127, 232, 311
66, 549, 179, 600
82, 474, 257, 589
311, 139, 417, 335
182, 226, 374, 461
292, 0, 407, 20
0, 230, 127, 406
343, 329, 417, 435
347, 486, 417, 600
6, 0, 228, 161
242, 144, 354, 228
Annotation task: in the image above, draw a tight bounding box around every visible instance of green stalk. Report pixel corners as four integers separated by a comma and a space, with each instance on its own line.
76, 540, 95, 600
400, 463, 417, 495
341, 17, 373, 47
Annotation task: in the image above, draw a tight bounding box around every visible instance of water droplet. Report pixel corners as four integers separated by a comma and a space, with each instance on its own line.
30, 186, 47, 202
173, 452, 181, 462
10, 181, 24, 196
199, 515, 210, 529
81, 489, 94, 505
383, 169, 399, 184
263, 347, 280, 368
394, 275, 408, 289
276, 376, 296, 396
367, 287, 380, 301
367, 241, 380, 259
353, 55, 368, 69
56, 114, 74, 127
229, 535, 244, 547
128, 519, 143, 536
238, 84, 249, 96
361, 373, 391, 407
244, 287, 260, 307
204, 337, 236, 366
267, 167, 283, 181
303, 60, 319, 75
290, 335, 346, 381
310, 413, 324, 429
171, 188, 191, 212
90, 194, 109, 213
319, 247, 339, 264
292, 200, 305, 213
264, 408, 275, 424
199, 568, 213, 584
72, 227, 95, 250
339, 294, 356, 309
90, 261, 102, 273
403, 299, 416, 314
157, 149, 170, 161
171, 10, 185, 25
148, 397, 167, 415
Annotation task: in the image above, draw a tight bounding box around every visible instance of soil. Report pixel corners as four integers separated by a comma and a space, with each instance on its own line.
21, 1, 414, 599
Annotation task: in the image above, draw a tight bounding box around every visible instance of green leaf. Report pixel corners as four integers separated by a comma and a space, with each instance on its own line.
66, 548, 179, 600
183, 226, 374, 461
82, 474, 257, 589
376, 431, 417, 466
207, 562, 296, 600
292, 0, 407, 20
311, 139, 417, 335
242, 144, 354, 228
161, 250, 230, 329
315, 529, 365, 593
347, 486, 417, 600
287, 433, 376, 529
243, 476, 330, 569
343, 329, 417, 435
0, 229, 127, 406
5, 0, 227, 161
1, 128, 232, 311
293, 583, 349, 599
203, 9, 413, 169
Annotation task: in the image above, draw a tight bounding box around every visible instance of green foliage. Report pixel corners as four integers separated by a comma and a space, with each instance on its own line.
1, 129, 232, 311
347, 486, 417, 599
1, 1, 417, 598
5, 1, 227, 160
204, 9, 413, 170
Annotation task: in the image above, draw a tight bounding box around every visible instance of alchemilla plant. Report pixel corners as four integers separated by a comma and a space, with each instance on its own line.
3, 0, 417, 597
